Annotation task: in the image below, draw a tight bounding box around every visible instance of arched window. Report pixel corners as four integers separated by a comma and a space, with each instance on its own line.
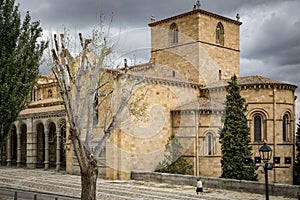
48, 89, 53, 98
33, 87, 37, 101
282, 114, 290, 142
206, 132, 214, 155
49, 123, 56, 144
254, 115, 262, 142
169, 23, 179, 45
216, 22, 224, 46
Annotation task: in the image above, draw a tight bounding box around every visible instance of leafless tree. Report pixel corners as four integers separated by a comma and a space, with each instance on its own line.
51, 30, 141, 200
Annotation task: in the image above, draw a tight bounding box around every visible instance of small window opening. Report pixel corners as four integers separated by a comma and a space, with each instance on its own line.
170, 23, 179, 45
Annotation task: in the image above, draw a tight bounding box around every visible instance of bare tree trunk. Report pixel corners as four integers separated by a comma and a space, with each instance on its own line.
68, 127, 99, 200
81, 161, 98, 200
51, 32, 141, 199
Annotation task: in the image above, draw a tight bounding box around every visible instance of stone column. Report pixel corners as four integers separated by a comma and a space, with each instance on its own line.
17, 128, 21, 167
44, 129, 49, 170
27, 130, 37, 169
27, 119, 37, 169
55, 129, 61, 172
6, 134, 11, 166
26, 130, 33, 168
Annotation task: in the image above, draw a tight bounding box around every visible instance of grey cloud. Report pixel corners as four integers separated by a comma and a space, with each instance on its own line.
10, 0, 300, 120
15, 0, 300, 103
246, 14, 300, 63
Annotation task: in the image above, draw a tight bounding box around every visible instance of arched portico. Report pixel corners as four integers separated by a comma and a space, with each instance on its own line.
6, 122, 27, 167
36, 122, 45, 168
3, 115, 66, 171
6, 125, 17, 166
20, 123, 27, 166
44, 119, 66, 170
57, 119, 67, 171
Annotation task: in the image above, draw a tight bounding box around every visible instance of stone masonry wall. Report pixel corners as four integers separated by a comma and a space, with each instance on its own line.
150, 11, 241, 85
106, 81, 200, 180
131, 171, 299, 199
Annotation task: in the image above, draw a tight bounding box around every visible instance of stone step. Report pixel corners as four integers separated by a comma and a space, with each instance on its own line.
1, 167, 294, 200
0, 168, 222, 200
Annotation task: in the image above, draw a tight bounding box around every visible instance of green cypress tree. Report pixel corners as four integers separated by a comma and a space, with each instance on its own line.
294, 118, 300, 185
0, 0, 48, 144
155, 135, 192, 174
219, 74, 257, 181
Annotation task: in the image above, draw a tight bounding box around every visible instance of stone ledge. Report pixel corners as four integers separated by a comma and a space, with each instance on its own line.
131, 171, 299, 198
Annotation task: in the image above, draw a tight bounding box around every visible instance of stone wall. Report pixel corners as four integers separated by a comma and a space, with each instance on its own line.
150, 10, 241, 85
131, 171, 299, 198
106, 81, 200, 180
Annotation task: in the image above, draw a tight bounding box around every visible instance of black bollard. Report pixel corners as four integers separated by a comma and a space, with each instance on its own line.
34, 194, 37, 200
14, 191, 17, 200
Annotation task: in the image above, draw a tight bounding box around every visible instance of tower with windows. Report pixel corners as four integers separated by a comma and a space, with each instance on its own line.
4, 3, 296, 186
149, 8, 242, 85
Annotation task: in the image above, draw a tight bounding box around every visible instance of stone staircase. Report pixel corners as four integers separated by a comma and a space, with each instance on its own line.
0, 167, 224, 200
0, 167, 295, 200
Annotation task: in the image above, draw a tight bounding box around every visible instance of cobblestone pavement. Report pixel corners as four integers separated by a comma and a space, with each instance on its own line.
0, 167, 296, 200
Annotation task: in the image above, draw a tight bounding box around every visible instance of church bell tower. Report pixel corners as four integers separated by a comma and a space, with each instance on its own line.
149, 3, 242, 85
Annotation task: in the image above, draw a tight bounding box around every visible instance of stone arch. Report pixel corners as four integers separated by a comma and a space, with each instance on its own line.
47, 121, 57, 167
169, 23, 179, 45
17, 121, 27, 166
247, 108, 269, 143
10, 125, 18, 166
31, 85, 37, 101
281, 109, 293, 142
34, 120, 45, 168
203, 130, 216, 156
247, 108, 269, 120
216, 22, 224, 46
58, 118, 67, 168
280, 109, 293, 119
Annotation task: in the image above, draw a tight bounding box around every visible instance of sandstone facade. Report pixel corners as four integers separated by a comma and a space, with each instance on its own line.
2, 7, 297, 185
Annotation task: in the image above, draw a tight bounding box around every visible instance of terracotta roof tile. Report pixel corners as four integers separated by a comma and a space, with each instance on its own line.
40, 73, 56, 79
238, 75, 285, 85
118, 62, 201, 86
204, 75, 297, 89
19, 105, 65, 116
29, 98, 62, 106
173, 97, 224, 111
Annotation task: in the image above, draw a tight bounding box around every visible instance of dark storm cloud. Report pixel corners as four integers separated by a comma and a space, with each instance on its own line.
15, 0, 300, 117
242, 4, 300, 66
15, 0, 194, 31
16, 0, 103, 30
14, 0, 300, 70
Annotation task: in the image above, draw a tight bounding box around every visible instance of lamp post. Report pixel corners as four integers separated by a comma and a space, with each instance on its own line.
244, 143, 292, 200
259, 143, 273, 200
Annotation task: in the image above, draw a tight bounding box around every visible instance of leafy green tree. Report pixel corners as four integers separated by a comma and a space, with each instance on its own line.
155, 135, 192, 174
294, 118, 300, 185
219, 74, 257, 181
0, 0, 48, 144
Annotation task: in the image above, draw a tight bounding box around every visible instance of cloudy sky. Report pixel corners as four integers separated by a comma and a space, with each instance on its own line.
15, 0, 300, 117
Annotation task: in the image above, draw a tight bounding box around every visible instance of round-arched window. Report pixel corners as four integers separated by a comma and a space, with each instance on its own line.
254, 115, 262, 142
170, 23, 179, 45
216, 22, 224, 46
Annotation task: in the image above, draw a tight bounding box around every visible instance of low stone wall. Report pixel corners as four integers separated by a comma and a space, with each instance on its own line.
131, 171, 299, 198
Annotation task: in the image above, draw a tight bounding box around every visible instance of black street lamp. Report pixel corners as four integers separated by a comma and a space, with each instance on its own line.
259, 143, 273, 200
244, 143, 292, 200
259, 143, 272, 163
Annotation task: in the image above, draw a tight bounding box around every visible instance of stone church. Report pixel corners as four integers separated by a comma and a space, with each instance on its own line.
1, 6, 297, 184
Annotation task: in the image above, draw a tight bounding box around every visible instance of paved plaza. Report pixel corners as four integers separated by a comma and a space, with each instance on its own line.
0, 167, 296, 200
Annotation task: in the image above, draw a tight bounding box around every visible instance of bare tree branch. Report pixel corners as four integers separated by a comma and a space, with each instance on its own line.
50, 24, 141, 199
